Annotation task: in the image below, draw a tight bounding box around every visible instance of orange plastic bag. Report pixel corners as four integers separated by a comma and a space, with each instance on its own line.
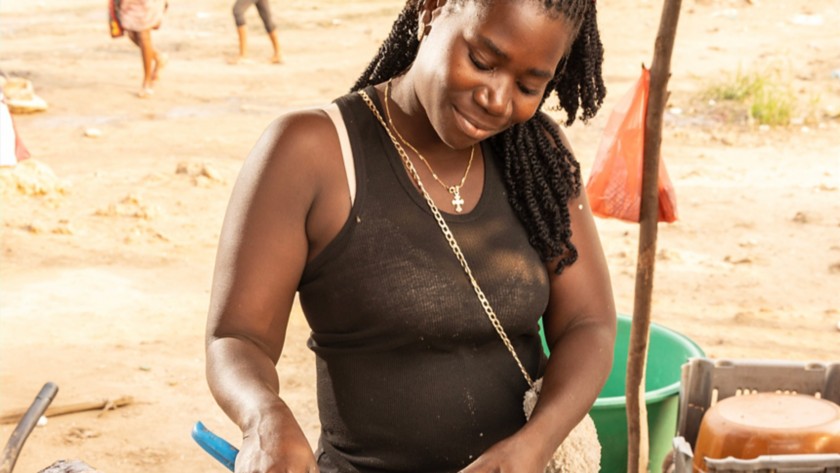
586, 66, 678, 223
109, 0, 124, 38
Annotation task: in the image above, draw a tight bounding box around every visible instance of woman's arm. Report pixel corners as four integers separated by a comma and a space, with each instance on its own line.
519, 187, 616, 460
516, 116, 617, 466
463, 119, 616, 473
463, 190, 615, 473
205, 110, 348, 472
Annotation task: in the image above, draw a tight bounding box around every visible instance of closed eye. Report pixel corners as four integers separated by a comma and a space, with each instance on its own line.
469, 52, 492, 72
518, 83, 539, 96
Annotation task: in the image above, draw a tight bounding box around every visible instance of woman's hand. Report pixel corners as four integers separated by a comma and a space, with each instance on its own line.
459, 434, 549, 473
234, 406, 319, 473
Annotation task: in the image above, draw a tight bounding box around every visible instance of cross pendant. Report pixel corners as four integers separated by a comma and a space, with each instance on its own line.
450, 186, 465, 213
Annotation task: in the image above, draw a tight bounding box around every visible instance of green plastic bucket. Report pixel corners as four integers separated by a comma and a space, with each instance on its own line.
540, 314, 704, 473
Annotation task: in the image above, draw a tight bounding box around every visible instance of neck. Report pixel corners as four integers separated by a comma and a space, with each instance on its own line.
384, 76, 460, 162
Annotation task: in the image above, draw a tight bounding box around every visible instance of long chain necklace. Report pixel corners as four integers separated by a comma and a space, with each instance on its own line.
384, 80, 475, 213
358, 88, 535, 387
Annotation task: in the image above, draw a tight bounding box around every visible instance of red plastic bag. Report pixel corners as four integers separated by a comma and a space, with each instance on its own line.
586, 66, 678, 223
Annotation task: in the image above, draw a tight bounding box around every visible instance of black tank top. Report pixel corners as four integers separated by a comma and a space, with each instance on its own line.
298, 87, 550, 473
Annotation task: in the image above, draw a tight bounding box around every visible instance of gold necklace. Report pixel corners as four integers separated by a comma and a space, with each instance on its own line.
384, 80, 475, 213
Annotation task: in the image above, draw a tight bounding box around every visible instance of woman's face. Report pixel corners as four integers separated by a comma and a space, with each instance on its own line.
411, 0, 574, 149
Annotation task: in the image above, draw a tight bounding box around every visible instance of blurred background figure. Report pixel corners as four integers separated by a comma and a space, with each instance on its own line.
118, 0, 169, 97
231, 0, 283, 64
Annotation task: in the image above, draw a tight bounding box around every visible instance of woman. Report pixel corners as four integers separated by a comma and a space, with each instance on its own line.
118, 0, 168, 97
205, 0, 616, 471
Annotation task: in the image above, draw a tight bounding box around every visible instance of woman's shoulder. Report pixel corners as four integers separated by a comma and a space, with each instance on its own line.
236, 106, 346, 203
261, 107, 337, 158
245, 105, 348, 180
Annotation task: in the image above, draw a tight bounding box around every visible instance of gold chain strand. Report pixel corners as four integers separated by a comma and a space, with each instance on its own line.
359, 88, 535, 389
384, 80, 475, 213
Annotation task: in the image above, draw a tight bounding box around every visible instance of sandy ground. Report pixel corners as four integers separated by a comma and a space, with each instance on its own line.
1, 0, 838, 471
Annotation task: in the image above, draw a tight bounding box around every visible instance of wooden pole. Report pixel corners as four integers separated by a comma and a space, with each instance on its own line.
0, 396, 133, 425
626, 0, 682, 472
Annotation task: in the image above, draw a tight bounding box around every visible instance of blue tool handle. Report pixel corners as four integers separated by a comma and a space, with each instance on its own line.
192, 421, 239, 471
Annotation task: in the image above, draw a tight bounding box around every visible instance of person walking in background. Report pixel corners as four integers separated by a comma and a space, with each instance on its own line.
231, 0, 283, 64
118, 0, 168, 98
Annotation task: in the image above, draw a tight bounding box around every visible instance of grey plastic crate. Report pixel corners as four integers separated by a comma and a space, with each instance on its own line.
670, 358, 840, 473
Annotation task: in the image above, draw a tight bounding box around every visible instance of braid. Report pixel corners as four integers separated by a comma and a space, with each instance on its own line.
551, 3, 606, 126
353, 0, 605, 273
488, 114, 581, 272
352, 1, 421, 91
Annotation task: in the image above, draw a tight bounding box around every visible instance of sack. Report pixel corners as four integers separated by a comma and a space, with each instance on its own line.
524, 378, 601, 473
108, 0, 124, 38
585, 66, 678, 223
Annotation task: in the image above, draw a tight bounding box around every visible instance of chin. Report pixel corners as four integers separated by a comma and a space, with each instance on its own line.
439, 129, 480, 150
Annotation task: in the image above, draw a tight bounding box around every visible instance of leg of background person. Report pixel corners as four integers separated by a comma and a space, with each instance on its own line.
127, 30, 140, 47
267, 30, 282, 63
255, 0, 282, 63
232, 0, 251, 61
151, 46, 168, 84
126, 30, 153, 96
237, 25, 248, 59
137, 29, 155, 96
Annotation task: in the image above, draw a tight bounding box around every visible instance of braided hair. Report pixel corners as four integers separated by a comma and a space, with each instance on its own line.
352, 0, 606, 273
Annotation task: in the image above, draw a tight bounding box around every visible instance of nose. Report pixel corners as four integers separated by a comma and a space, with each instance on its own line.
474, 76, 513, 118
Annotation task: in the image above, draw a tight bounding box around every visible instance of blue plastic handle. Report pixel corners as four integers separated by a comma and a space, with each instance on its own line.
192, 421, 239, 471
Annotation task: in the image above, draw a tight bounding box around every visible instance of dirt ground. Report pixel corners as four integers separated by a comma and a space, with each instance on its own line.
1, 0, 838, 471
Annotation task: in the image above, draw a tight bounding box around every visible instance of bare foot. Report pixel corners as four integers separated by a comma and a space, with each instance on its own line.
270, 54, 283, 64
137, 87, 154, 99
151, 53, 168, 83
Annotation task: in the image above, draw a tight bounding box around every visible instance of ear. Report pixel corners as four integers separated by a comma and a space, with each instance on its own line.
430, 0, 448, 21
417, 0, 447, 41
